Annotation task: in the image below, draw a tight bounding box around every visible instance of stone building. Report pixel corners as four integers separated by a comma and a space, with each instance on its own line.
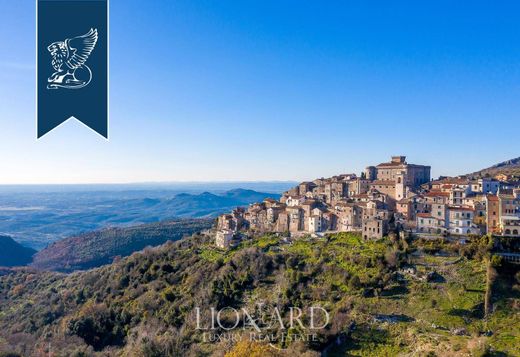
334, 202, 363, 231
362, 218, 388, 239
397, 195, 427, 222
369, 180, 397, 199
486, 194, 501, 234
275, 211, 289, 233
214, 155, 518, 246
365, 156, 431, 187
215, 229, 234, 249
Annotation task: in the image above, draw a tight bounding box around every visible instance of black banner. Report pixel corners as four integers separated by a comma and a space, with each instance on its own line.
37, 0, 108, 138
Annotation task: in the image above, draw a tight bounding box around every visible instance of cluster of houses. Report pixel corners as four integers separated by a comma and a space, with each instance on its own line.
215, 156, 520, 248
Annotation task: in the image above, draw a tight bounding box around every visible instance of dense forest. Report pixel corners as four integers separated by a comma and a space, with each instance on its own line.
31, 219, 213, 272
0, 232, 519, 356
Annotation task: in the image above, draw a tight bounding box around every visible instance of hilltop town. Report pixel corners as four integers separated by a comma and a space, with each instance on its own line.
216, 156, 520, 248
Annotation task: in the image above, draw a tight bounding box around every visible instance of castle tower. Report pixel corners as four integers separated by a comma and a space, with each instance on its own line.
391, 156, 406, 164
364, 166, 376, 181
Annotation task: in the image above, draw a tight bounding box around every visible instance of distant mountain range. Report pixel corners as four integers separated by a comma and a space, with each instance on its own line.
0, 188, 282, 250
0, 235, 35, 267
470, 156, 520, 178
162, 189, 280, 217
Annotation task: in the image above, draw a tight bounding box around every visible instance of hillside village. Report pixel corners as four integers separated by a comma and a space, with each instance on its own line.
216, 156, 520, 248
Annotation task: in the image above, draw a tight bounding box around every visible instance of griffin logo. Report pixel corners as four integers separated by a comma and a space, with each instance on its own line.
47, 28, 98, 90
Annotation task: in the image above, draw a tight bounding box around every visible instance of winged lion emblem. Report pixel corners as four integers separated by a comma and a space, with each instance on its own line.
47, 28, 98, 90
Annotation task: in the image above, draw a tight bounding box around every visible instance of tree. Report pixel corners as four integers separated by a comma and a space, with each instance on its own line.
484, 257, 498, 318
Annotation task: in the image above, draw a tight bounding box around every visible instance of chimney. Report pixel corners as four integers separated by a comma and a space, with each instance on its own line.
391, 156, 406, 164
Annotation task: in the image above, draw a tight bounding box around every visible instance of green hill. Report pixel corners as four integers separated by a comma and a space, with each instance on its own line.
0, 236, 35, 267
31, 219, 212, 272
0, 232, 518, 356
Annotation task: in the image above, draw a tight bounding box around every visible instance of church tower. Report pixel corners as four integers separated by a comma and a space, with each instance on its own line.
396, 171, 407, 200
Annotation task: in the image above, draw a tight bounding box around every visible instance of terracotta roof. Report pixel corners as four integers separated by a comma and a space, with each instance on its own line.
334, 202, 349, 207
352, 193, 368, 198
433, 178, 469, 185
425, 191, 450, 197
417, 213, 433, 218
486, 195, 499, 202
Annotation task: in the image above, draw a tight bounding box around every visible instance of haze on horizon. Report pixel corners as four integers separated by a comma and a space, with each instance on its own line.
0, 1, 519, 184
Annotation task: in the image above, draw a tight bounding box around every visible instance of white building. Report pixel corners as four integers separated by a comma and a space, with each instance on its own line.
416, 213, 447, 234
308, 215, 322, 233
447, 206, 479, 235
286, 196, 304, 207
471, 178, 500, 194
215, 229, 234, 249
501, 216, 520, 236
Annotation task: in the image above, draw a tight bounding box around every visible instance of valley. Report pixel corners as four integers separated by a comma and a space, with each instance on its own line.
0, 183, 290, 250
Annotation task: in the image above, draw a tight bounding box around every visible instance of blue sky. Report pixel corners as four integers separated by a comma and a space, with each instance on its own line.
0, 1, 519, 184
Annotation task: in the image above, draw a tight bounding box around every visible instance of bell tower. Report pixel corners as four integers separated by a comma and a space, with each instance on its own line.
396, 171, 407, 200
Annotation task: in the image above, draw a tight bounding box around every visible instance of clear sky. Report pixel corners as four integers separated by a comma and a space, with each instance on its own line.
0, 1, 519, 184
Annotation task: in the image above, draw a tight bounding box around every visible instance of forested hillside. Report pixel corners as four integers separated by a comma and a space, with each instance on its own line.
0, 232, 518, 356
0, 236, 35, 267
31, 219, 212, 272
